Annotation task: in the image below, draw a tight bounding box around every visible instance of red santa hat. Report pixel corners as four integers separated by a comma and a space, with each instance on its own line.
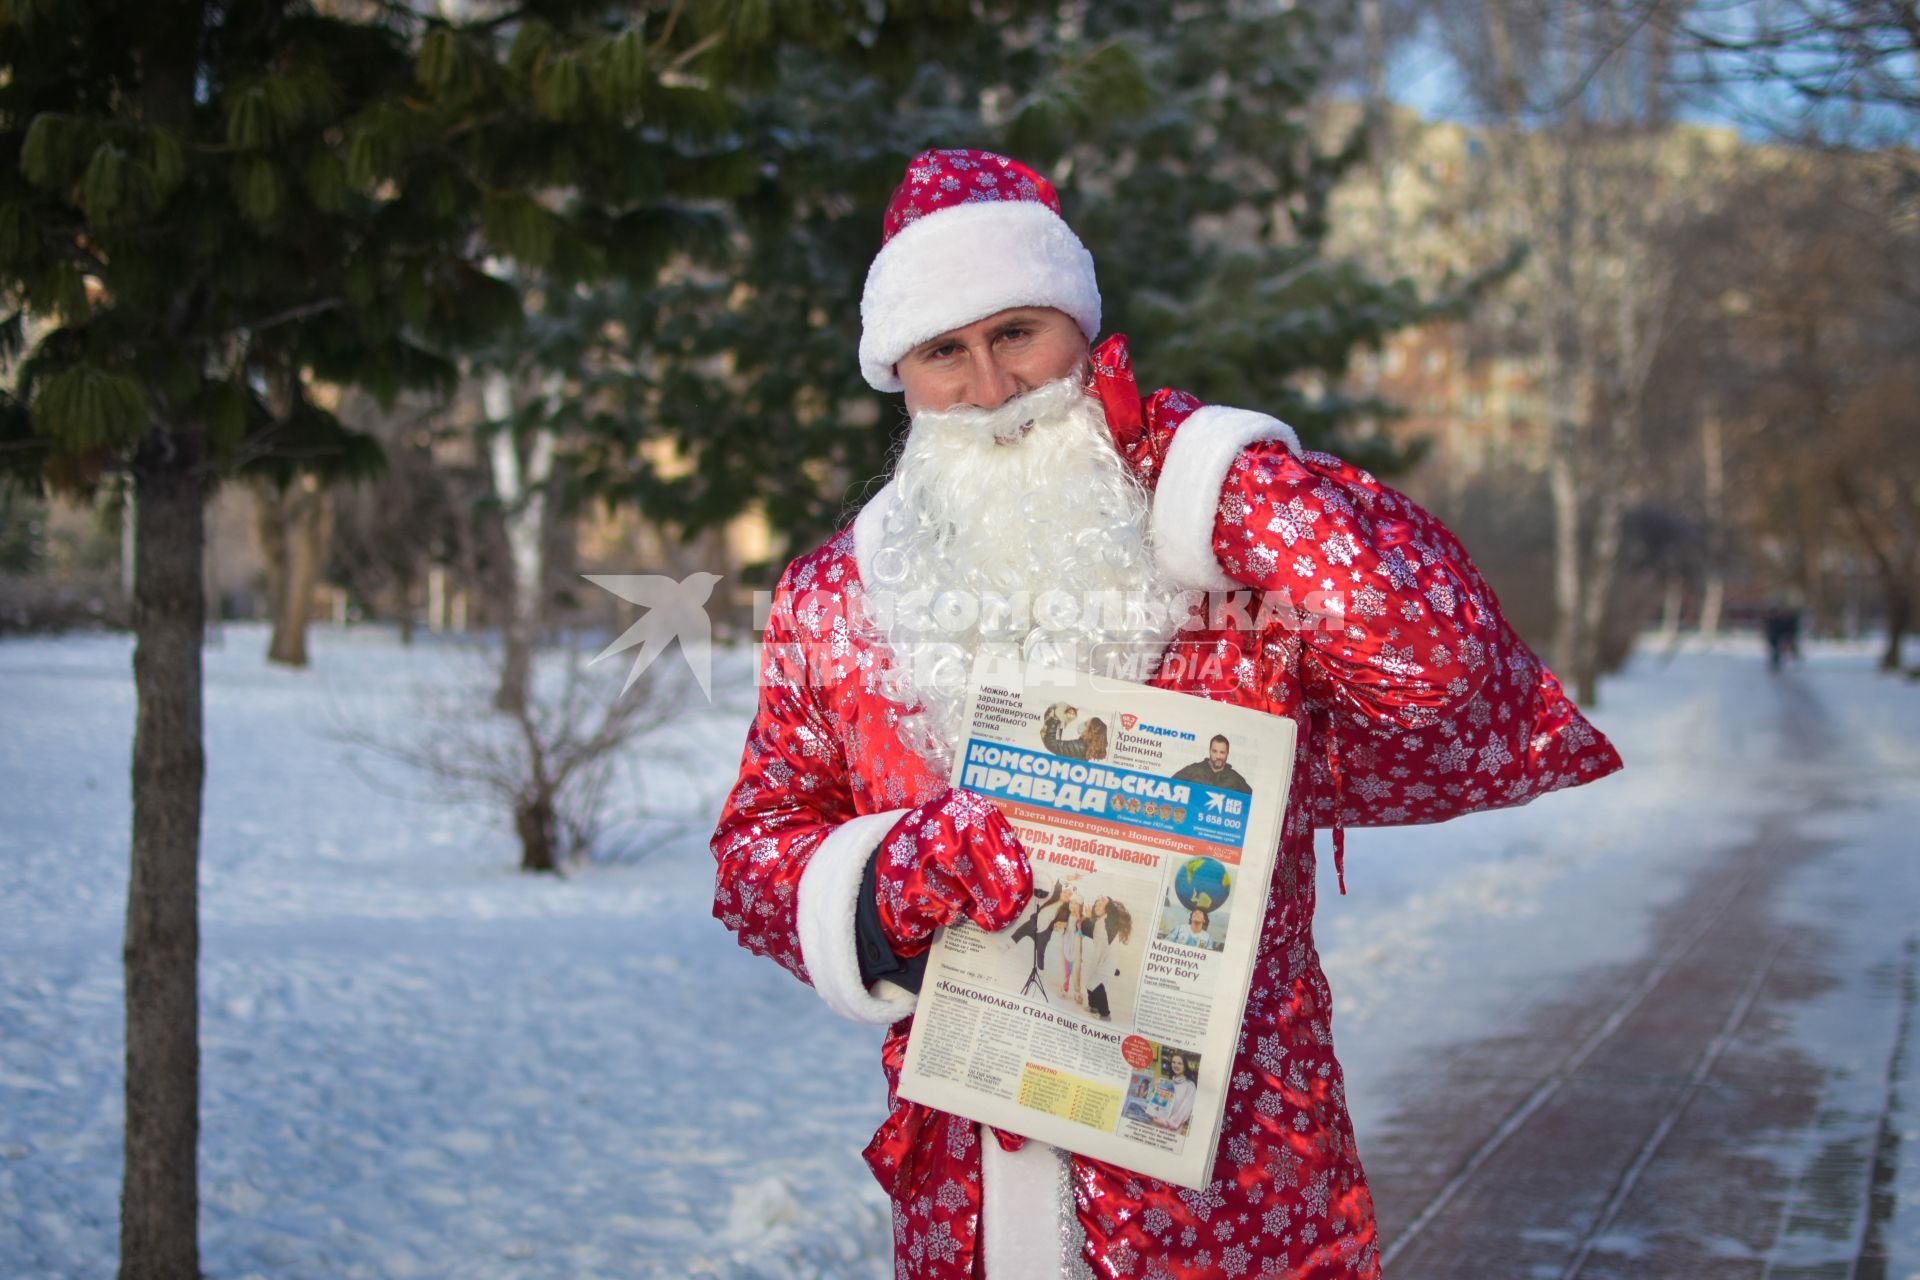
858, 149, 1102, 393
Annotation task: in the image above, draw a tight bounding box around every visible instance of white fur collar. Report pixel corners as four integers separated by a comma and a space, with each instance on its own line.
851, 479, 899, 588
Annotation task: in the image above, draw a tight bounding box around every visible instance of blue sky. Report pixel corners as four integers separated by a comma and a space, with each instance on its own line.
1378, 14, 1917, 146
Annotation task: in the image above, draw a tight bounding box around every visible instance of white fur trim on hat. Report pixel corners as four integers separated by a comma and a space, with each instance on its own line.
795, 807, 919, 1025
1150, 405, 1303, 590
859, 200, 1101, 393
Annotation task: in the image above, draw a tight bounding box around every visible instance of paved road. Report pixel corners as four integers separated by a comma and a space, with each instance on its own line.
1359, 666, 1919, 1279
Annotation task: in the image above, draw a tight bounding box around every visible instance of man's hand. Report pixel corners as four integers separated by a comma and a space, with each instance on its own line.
874, 787, 1033, 957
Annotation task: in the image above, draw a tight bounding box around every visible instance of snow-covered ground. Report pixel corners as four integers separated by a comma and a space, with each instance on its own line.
1, 624, 1914, 1277
1314, 635, 1919, 1121
2, 626, 890, 1280
1317, 634, 1920, 1274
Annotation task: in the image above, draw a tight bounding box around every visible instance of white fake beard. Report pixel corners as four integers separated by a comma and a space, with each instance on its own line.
860, 375, 1185, 774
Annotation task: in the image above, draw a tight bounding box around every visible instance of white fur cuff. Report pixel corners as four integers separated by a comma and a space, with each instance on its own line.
796, 808, 919, 1025
1149, 405, 1303, 591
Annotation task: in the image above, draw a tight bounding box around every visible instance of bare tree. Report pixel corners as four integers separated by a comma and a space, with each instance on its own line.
480, 369, 567, 716
1833, 417, 1920, 669
329, 393, 482, 645
252, 474, 335, 667
333, 632, 696, 873
1661, 0, 1920, 144
1426, 0, 1709, 703
326, 363, 712, 871
1665, 146, 1920, 665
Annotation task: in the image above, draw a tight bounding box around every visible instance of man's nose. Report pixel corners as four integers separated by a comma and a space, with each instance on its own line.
964, 356, 1020, 408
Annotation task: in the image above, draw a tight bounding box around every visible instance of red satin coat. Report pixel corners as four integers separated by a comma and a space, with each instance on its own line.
711, 337, 1623, 1279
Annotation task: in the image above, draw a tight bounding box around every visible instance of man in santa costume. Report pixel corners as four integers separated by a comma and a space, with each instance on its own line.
711, 149, 1622, 1279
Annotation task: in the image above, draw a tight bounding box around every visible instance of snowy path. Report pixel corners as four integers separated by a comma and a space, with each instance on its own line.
1316, 645, 1920, 1277
2, 626, 1914, 1277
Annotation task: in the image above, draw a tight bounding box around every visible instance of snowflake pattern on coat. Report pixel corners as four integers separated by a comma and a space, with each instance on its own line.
711, 343, 1623, 1279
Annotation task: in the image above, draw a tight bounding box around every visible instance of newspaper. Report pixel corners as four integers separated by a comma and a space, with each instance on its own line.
895, 656, 1296, 1189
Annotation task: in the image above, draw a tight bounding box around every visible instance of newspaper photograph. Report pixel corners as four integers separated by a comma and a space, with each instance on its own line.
894, 657, 1297, 1189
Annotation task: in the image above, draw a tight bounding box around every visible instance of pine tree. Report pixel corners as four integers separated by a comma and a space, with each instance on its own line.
569, 3, 1150, 556
1061, 2, 1442, 452
0, 3, 774, 1274
567, 0, 1490, 565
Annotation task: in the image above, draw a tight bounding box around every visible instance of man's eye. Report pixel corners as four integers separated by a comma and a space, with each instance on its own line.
998, 328, 1031, 343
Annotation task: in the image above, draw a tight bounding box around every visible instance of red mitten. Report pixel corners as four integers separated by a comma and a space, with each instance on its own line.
875, 788, 1033, 957
1087, 333, 1204, 493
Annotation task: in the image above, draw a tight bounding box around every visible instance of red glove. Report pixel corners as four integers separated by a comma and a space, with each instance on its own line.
875, 787, 1033, 957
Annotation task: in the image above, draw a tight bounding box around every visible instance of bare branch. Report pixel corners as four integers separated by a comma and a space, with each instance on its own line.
235, 297, 346, 337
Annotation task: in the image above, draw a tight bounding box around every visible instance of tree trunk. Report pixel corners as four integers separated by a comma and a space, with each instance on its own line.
280, 484, 331, 664
1547, 433, 1584, 677
121, 428, 206, 1280
1698, 573, 1725, 638
1655, 577, 1682, 647
1545, 126, 1589, 687
1698, 410, 1726, 638
255, 477, 334, 668
255, 480, 287, 637
1799, 512, 1833, 640
427, 564, 446, 634
121, 487, 137, 600
484, 372, 557, 715
1882, 584, 1911, 672
1830, 469, 1913, 669
515, 794, 559, 874
1572, 412, 1632, 705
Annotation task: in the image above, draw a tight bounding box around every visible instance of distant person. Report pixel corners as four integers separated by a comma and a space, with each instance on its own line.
1172, 734, 1251, 793
1762, 600, 1805, 672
